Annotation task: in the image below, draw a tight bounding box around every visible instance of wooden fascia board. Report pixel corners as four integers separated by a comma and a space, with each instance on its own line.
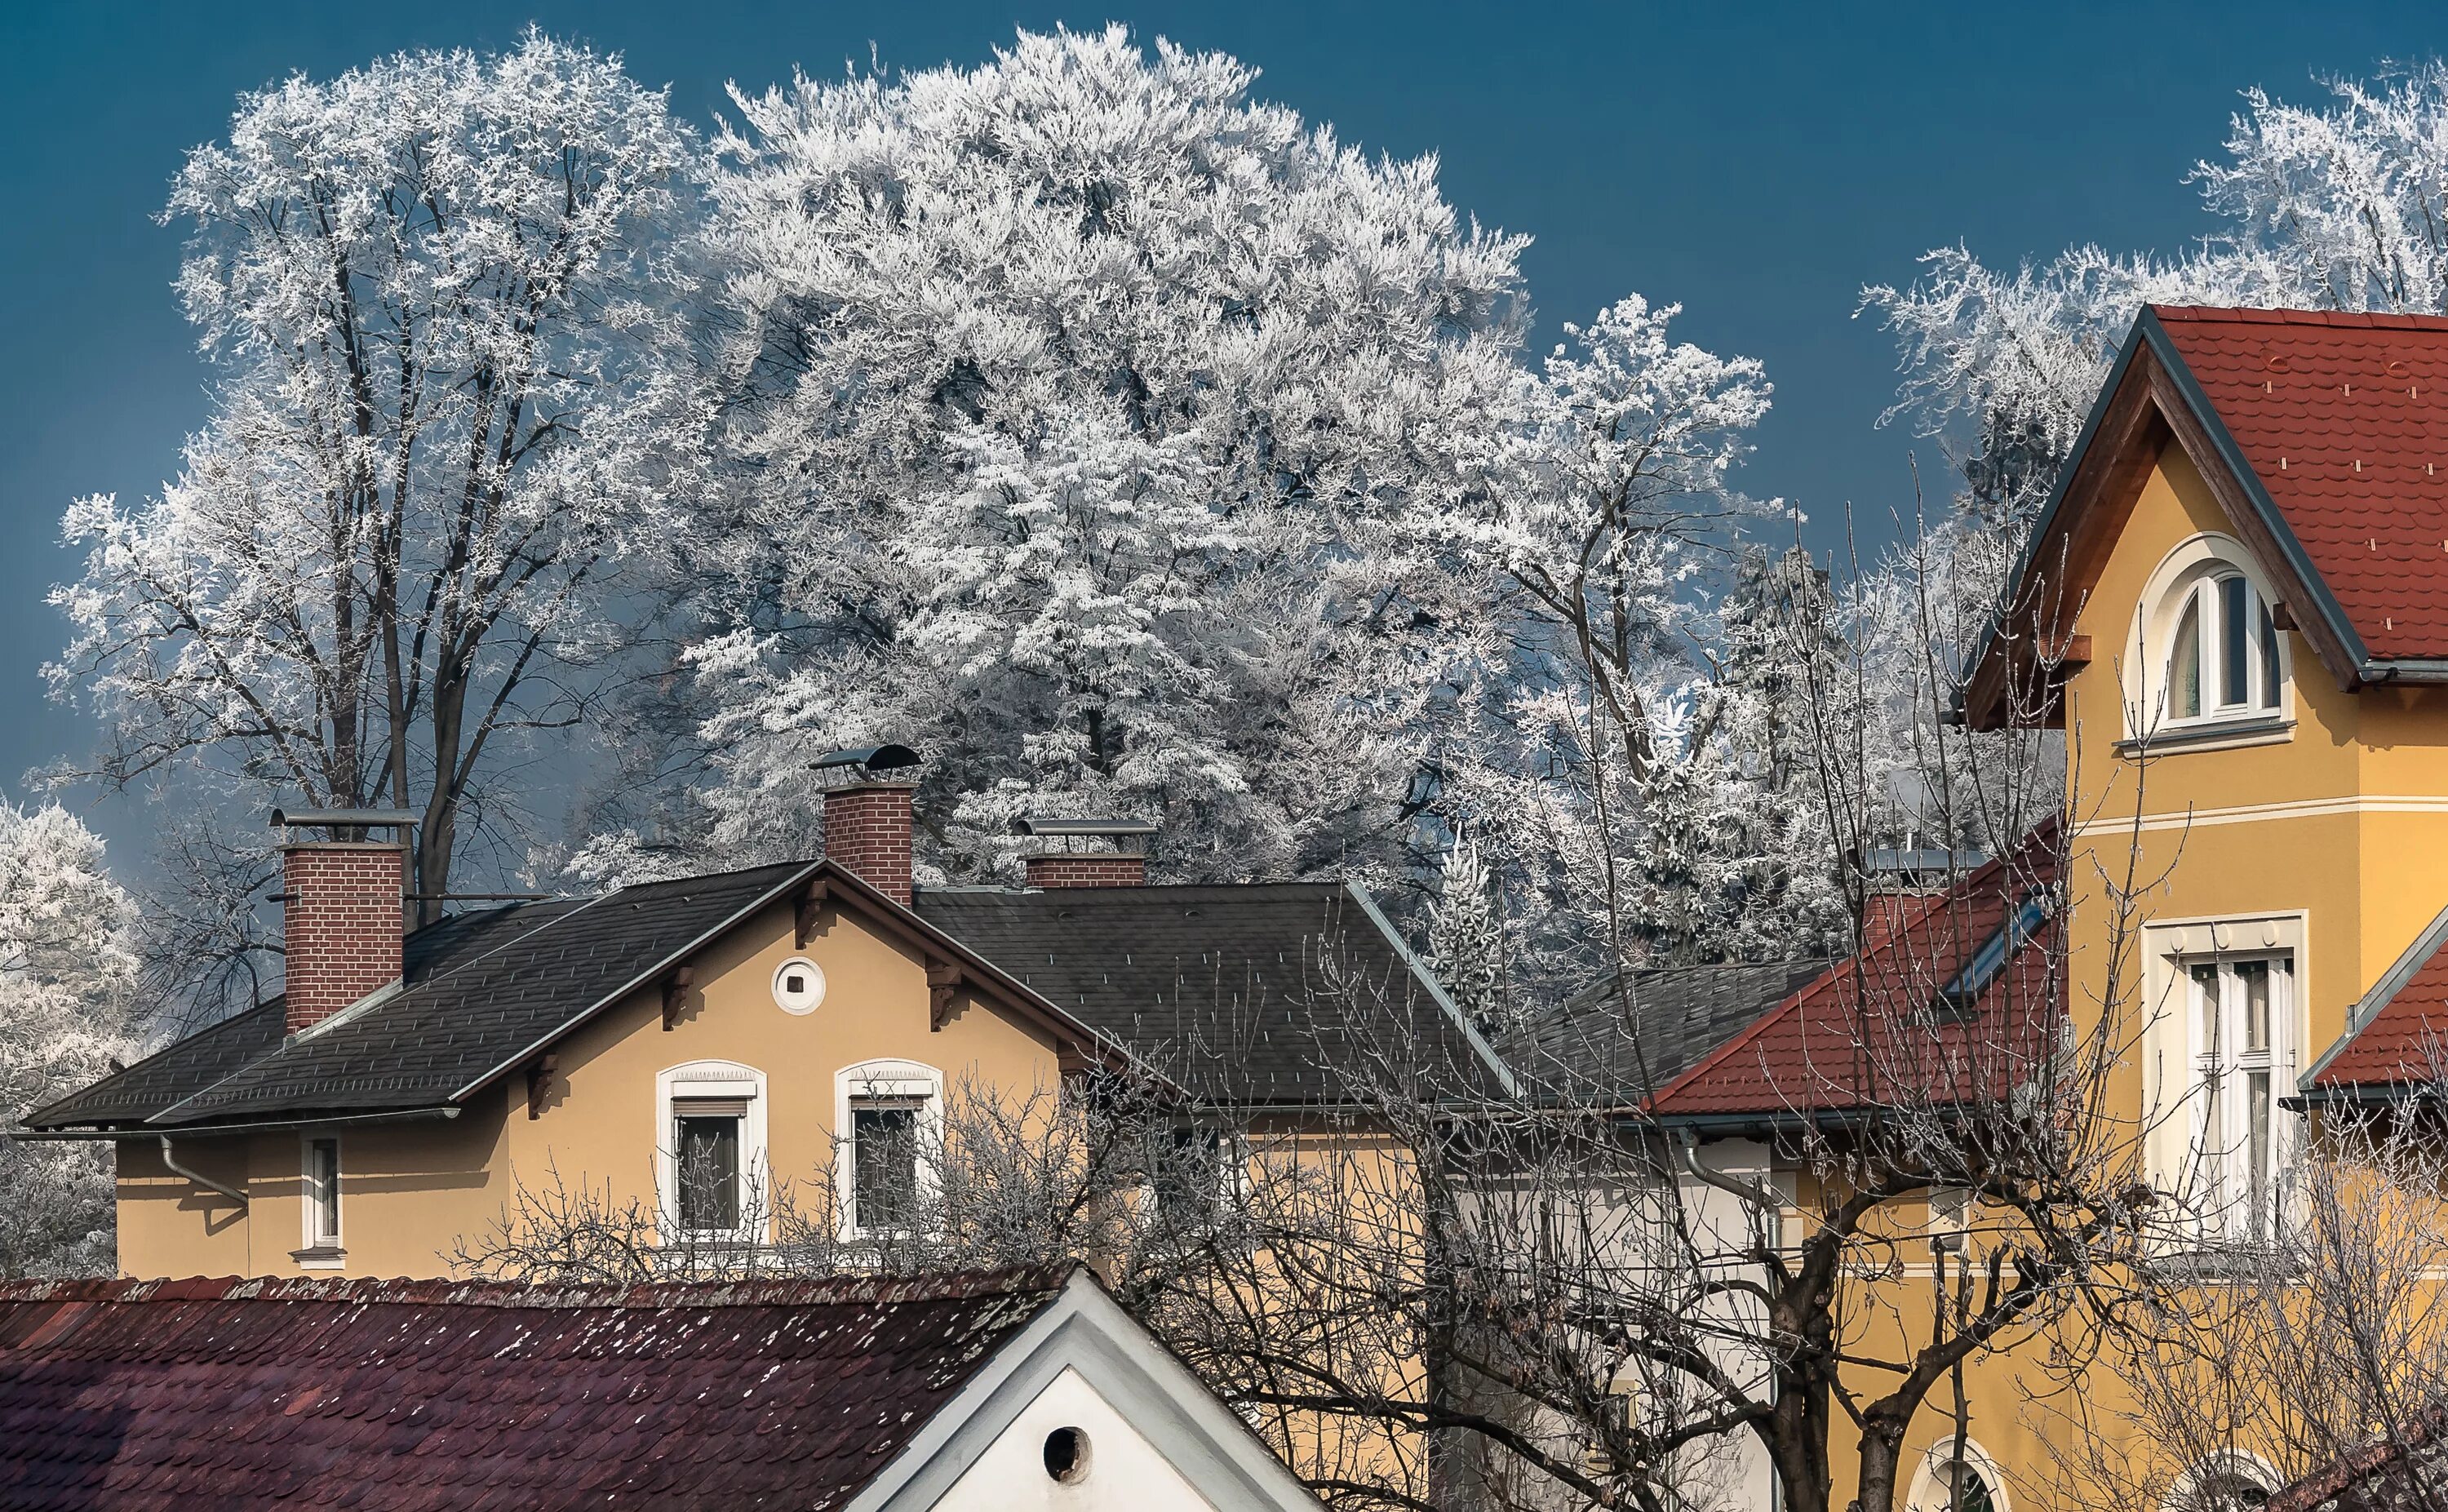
1967, 309, 2374, 725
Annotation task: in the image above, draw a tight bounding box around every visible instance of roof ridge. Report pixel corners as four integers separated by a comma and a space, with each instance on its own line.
2147, 302, 2448, 331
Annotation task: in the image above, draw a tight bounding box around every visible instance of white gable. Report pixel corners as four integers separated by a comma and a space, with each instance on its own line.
934, 1365, 1217, 1511
849, 1270, 1314, 1512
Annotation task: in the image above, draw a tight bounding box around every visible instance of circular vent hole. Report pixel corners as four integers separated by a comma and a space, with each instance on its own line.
770, 956, 827, 1016
1043, 1426, 1090, 1483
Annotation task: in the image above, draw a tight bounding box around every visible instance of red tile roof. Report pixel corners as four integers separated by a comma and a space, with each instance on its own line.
2306, 907, 2448, 1094
1646, 836, 2059, 1120
0, 1268, 1067, 1510
2152, 305, 2448, 661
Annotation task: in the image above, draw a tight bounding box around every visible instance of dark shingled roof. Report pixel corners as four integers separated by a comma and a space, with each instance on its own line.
26, 864, 1501, 1133
0, 1267, 1066, 1511
916, 882, 1511, 1103
1504, 961, 1834, 1106
26, 862, 816, 1131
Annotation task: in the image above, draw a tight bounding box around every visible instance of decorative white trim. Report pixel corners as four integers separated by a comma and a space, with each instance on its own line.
1905, 1435, 2011, 1512
835, 1058, 943, 1239
2160, 1452, 2282, 1512
655, 1059, 769, 1245
2072, 793, 2448, 837
844, 1270, 1319, 1512
772, 955, 827, 1016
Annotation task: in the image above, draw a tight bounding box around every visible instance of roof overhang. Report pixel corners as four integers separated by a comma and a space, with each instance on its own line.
1962, 307, 2388, 729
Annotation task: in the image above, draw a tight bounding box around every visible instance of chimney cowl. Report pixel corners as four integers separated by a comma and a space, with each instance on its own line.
810, 745, 922, 791
1014, 816, 1155, 888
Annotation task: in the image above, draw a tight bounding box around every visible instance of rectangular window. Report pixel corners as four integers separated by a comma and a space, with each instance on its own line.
2184, 955, 2291, 1243
1152, 1128, 1226, 1225
305, 1137, 341, 1248
672, 1098, 744, 1232
852, 1099, 923, 1231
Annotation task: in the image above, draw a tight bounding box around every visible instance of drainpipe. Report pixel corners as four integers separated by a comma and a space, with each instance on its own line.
1676, 1126, 1779, 1209
159, 1136, 248, 1209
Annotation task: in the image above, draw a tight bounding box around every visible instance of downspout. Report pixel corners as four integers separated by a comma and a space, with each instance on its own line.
159, 1136, 247, 1209
1677, 1125, 1780, 1209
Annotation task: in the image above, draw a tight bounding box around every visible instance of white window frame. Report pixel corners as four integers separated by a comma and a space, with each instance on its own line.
1146, 1123, 1249, 1228
1905, 1435, 2011, 1512
835, 1058, 942, 1240
2162, 1452, 2280, 1512
2126, 534, 2292, 743
655, 1060, 769, 1246
295, 1133, 344, 1267
2141, 915, 2303, 1249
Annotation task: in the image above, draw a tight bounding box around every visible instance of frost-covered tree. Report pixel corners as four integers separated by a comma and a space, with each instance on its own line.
588, 25, 1529, 888
51, 32, 707, 924
1427, 298, 1807, 980
1427, 825, 1508, 1032
0, 801, 137, 1277
1865, 63, 2448, 532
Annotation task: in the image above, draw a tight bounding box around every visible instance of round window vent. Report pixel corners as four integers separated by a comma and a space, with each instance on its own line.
1042, 1426, 1090, 1483
772, 956, 826, 1016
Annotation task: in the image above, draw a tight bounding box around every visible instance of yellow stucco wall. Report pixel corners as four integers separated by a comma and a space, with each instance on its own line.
114, 893, 1064, 1279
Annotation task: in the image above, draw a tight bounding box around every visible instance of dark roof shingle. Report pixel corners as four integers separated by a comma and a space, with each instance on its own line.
0, 1268, 1064, 1510
916, 882, 1509, 1103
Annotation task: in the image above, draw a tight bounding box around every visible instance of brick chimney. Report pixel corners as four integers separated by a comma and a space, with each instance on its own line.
272, 808, 418, 1034
814, 746, 923, 906
1014, 817, 1155, 889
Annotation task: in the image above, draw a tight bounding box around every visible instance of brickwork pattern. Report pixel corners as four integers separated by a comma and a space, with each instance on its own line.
282, 845, 406, 1033
1023, 854, 1146, 889
823, 785, 914, 905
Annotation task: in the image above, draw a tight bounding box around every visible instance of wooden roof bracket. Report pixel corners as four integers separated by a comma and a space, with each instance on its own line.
661, 966, 695, 1031
526, 1053, 558, 1120
927, 961, 964, 1031
795, 877, 832, 948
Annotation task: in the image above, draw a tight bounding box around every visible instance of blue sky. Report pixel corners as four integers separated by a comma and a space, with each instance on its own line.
2, 0, 2441, 841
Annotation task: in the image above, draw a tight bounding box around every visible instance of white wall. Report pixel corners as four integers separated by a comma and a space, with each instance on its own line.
930, 1364, 1222, 1512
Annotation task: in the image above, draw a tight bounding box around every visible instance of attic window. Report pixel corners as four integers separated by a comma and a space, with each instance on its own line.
2135, 537, 2291, 742
1938, 892, 2050, 1010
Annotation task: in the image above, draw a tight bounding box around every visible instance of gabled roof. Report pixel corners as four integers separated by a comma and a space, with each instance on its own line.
913, 881, 1515, 1103
1966, 305, 2448, 728
1643, 836, 2060, 1124
24, 863, 1492, 1134
2269, 1399, 2448, 1512
24, 860, 1146, 1136
1501, 961, 1833, 1108
0, 1267, 1060, 1510
2299, 902, 2448, 1101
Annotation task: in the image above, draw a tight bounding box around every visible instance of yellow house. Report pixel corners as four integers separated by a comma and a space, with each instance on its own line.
1949, 304, 2448, 1512
24, 746, 1507, 1282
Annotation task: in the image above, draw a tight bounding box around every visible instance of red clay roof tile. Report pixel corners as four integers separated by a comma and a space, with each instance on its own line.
2151, 304, 2448, 660
1646, 836, 2059, 1120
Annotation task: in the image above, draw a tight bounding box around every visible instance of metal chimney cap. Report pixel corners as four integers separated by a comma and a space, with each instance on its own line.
1012, 816, 1159, 838
810, 744, 921, 773
269, 807, 421, 830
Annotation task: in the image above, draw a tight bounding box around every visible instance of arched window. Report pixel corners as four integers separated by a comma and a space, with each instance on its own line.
2134, 536, 2290, 738
1908, 1440, 2010, 1512
2165, 1454, 2277, 1512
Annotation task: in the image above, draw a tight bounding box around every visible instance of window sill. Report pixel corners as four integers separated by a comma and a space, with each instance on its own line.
290, 1245, 346, 1270
2116, 717, 2294, 756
